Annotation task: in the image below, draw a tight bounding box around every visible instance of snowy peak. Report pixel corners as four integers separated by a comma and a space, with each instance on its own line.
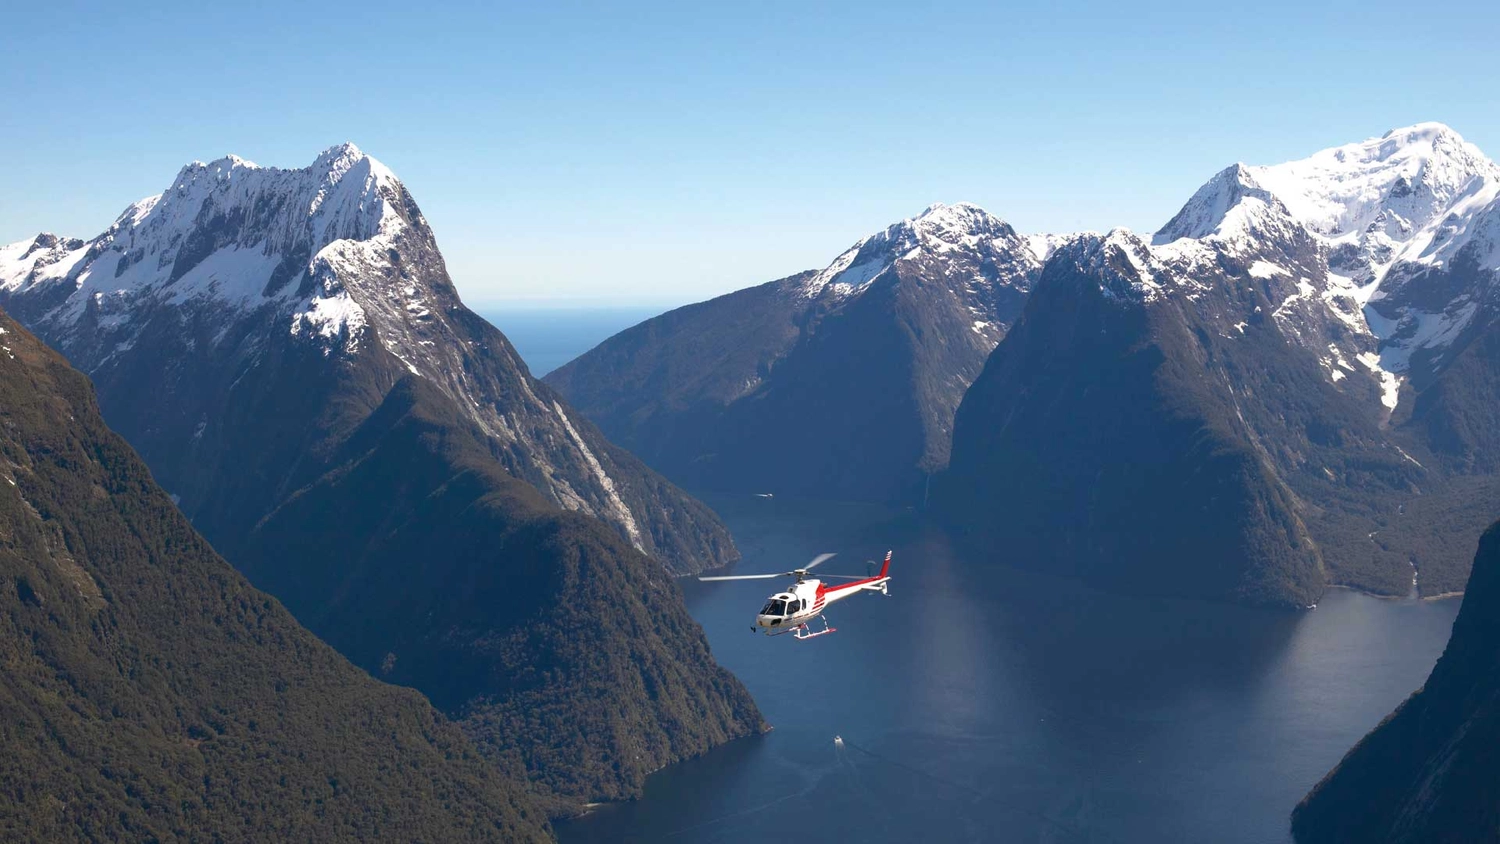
1154, 165, 1292, 244
1147, 122, 1500, 393
909, 201, 1016, 241
798, 201, 1036, 299
1161, 123, 1500, 286
0, 143, 438, 364
312, 141, 367, 170
0, 233, 88, 295
1254, 123, 1497, 242
1252, 123, 1500, 281
150, 142, 406, 255
1055, 229, 1168, 303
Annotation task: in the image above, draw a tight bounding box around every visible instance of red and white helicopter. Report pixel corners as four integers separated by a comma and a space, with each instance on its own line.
699, 551, 892, 640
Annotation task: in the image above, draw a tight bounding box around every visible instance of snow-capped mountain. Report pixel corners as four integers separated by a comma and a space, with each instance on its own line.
940, 123, 1500, 604
0, 144, 733, 575
0, 146, 763, 808
1156, 123, 1500, 397
546, 202, 1042, 503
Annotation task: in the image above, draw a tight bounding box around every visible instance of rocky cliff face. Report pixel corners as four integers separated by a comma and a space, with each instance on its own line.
546, 202, 1043, 503
0, 310, 550, 842
1292, 520, 1500, 843
0, 146, 763, 810
939, 124, 1500, 604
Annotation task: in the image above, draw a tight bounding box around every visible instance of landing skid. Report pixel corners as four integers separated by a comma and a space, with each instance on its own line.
792, 617, 836, 640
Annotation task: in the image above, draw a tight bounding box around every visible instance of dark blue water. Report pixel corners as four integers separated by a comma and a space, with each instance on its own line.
559, 495, 1461, 844
478, 307, 665, 377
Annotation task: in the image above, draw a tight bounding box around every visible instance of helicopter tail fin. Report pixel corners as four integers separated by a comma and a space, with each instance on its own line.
878, 550, 892, 579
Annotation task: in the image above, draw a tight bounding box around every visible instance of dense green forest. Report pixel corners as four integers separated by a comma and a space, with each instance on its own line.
0, 312, 550, 842
241, 373, 765, 812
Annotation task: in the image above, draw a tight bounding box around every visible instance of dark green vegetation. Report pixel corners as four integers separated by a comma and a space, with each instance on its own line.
238, 372, 764, 811
0, 311, 550, 842
547, 204, 1039, 505
65, 304, 763, 813
1293, 520, 1500, 843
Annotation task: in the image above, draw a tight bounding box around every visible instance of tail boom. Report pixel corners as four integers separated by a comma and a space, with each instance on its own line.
820, 550, 893, 604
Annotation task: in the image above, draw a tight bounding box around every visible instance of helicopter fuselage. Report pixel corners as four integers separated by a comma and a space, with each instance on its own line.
753, 556, 890, 635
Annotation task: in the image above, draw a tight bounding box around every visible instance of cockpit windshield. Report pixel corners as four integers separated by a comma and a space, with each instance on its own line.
760, 599, 787, 617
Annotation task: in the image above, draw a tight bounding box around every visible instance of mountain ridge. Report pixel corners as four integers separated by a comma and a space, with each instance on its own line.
546, 201, 1042, 503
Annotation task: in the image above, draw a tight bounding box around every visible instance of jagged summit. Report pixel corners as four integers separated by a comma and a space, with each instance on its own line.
0, 143, 421, 362
800, 201, 1033, 299
314, 140, 367, 164
1384, 120, 1465, 140
1153, 164, 1292, 245
911, 200, 1010, 233
1253, 122, 1497, 260
1055, 228, 1168, 302
1157, 123, 1500, 283
178, 142, 372, 178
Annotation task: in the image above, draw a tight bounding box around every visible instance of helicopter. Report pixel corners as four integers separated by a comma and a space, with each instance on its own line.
698, 551, 892, 640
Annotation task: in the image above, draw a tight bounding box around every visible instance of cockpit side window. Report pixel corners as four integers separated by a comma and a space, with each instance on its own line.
762, 599, 787, 616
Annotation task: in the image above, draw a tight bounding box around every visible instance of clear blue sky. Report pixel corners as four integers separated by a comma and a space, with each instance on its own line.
4, 0, 1498, 308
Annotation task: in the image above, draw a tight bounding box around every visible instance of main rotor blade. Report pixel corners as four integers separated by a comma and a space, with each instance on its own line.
816, 574, 871, 580
804, 553, 837, 571
698, 573, 784, 582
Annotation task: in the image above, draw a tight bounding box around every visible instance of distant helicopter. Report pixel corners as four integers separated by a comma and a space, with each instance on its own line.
699, 551, 892, 640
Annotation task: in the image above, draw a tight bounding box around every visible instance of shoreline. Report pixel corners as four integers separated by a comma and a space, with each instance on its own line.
1324, 583, 1464, 603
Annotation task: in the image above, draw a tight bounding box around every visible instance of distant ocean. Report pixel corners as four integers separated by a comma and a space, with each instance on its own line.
476, 306, 668, 377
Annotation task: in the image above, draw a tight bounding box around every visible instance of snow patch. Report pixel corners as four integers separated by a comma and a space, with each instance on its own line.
291, 290, 367, 352
1357, 351, 1403, 410
1248, 260, 1287, 278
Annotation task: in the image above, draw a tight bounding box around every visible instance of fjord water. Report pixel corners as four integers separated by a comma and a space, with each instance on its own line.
559, 496, 1460, 844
